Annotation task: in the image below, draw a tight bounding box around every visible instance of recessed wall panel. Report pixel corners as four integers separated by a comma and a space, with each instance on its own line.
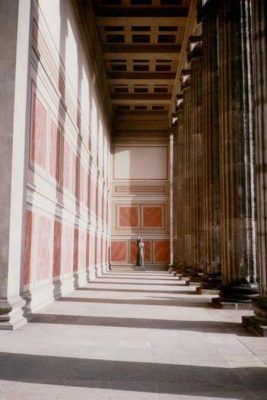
113, 145, 168, 180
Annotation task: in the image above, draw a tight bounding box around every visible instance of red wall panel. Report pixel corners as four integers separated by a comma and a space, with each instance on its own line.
154, 240, 170, 263
111, 240, 127, 262
31, 94, 47, 170
53, 220, 62, 278
119, 206, 138, 228
49, 121, 61, 184
143, 206, 163, 228
73, 227, 79, 272
36, 215, 52, 281
23, 210, 34, 286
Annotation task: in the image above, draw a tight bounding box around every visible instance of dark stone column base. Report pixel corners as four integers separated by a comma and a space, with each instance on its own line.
186, 273, 203, 286
179, 267, 196, 278
168, 264, 175, 273
242, 296, 267, 336
173, 265, 185, 276
186, 280, 201, 287
242, 315, 267, 337
212, 298, 253, 310
199, 272, 222, 290
176, 273, 186, 280
212, 280, 258, 310
196, 287, 220, 295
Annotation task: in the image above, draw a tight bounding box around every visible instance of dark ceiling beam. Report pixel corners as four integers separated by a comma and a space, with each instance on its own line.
102, 44, 181, 54
107, 71, 176, 80
111, 93, 172, 100
104, 53, 180, 60
95, 7, 189, 18
96, 16, 187, 27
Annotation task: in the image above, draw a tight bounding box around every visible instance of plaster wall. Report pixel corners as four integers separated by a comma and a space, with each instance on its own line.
111, 140, 170, 267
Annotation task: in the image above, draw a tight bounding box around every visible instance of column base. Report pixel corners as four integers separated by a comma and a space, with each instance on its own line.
168, 263, 175, 273
101, 263, 109, 274
173, 264, 186, 276
186, 280, 201, 287
174, 266, 193, 281
95, 264, 104, 277
0, 296, 27, 330
186, 271, 203, 286
212, 297, 253, 310
242, 296, 267, 336
212, 280, 258, 309
181, 266, 194, 277
196, 287, 220, 295
199, 272, 222, 290
242, 315, 267, 336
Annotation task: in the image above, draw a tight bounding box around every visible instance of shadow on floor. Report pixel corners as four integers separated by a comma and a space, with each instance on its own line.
29, 313, 251, 335
85, 282, 184, 286
0, 352, 265, 398
76, 287, 194, 294
107, 273, 170, 277
58, 296, 209, 308
98, 277, 179, 281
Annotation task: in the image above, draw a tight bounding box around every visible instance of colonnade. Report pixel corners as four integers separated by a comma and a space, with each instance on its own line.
171, 0, 267, 335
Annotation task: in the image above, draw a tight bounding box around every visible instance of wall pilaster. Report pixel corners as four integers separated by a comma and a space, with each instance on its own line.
0, 0, 32, 329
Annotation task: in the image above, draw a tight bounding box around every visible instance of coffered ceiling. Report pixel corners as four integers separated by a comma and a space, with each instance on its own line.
73, 0, 197, 135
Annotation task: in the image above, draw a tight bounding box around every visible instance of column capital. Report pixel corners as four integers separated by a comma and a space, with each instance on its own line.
188, 37, 203, 62
198, 0, 219, 21
175, 94, 185, 111
180, 69, 191, 91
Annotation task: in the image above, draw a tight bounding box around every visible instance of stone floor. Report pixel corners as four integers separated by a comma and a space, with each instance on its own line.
0, 269, 267, 400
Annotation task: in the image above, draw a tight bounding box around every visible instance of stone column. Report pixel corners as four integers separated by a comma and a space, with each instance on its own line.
189, 36, 205, 277
199, 1, 222, 292
172, 123, 178, 269
175, 97, 185, 271
181, 69, 193, 272
0, 0, 32, 328
213, 0, 258, 307
243, 0, 267, 335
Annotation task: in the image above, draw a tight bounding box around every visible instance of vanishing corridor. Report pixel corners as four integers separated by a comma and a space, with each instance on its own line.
0, 270, 266, 400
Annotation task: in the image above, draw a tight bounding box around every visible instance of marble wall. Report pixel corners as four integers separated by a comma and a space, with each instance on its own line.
23, 0, 111, 311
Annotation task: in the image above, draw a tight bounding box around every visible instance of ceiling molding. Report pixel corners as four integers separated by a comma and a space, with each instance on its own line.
168, 0, 197, 121
70, 0, 113, 130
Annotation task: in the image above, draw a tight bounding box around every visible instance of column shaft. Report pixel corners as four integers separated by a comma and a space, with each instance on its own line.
176, 106, 185, 267
183, 84, 193, 267
169, 132, 175, 267
216, 0, 257, 303
190, 52, 204, 270
172, 128, 178, 266
243, 0, 267, 333
202, 7, 221, 275
253, 0, 267, 296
